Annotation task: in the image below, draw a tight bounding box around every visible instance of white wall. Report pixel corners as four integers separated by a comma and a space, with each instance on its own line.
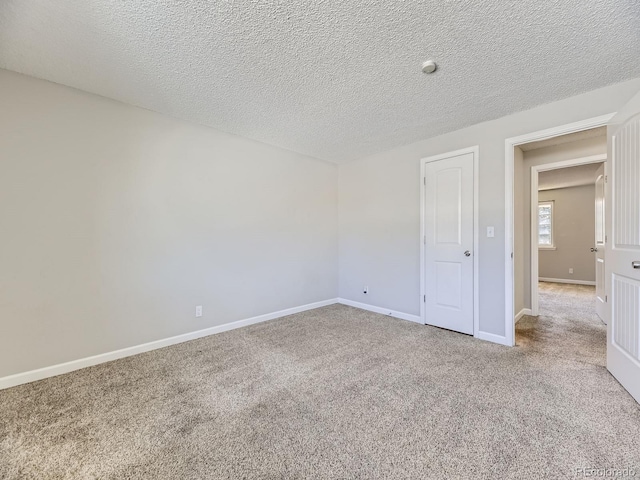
339, 78, 640, 339
538, 185, 596, 282
0, 69, 338, 378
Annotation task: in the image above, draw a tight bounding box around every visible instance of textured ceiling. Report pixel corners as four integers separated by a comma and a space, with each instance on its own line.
1, 1, 639, 163
538, 163, 603, 191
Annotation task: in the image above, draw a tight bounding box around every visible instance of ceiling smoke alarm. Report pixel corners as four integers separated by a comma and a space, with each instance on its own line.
421, 60, 437, 74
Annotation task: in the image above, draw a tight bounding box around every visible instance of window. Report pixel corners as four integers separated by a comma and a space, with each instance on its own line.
538, 201, 555, 249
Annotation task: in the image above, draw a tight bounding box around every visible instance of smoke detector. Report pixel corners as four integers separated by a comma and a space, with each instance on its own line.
421, 60, 437, 74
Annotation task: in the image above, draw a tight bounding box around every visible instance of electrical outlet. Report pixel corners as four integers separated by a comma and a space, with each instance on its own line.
195, 305, 203, 317
363, 286, 368, 294
569, 268, 574, 274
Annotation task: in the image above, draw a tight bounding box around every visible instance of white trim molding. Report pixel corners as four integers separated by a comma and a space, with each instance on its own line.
515, 308, 532, 323
475, 331, 512, 346
337, 298, 422, 324
539, 277, 596, 286
505, 113, 615, 348
420, 146, 481, 340
0, 298, 339, 391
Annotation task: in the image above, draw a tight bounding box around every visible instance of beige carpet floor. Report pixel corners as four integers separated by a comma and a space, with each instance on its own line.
1, 283, 639, 479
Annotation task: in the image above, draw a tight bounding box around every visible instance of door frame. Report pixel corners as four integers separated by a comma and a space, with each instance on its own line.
420, 146, 479, 336
505, 114, 615, 346
530, 153, 607, 316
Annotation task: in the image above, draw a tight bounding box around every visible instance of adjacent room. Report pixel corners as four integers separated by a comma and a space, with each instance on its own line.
1, 1, 640, 479
514, 128, 607, 317
514, 130, 609, 372
534, 160, 607, 352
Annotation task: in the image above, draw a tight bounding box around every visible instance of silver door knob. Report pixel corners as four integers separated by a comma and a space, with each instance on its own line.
591, 247, 598, 252
464, 250, 471, 257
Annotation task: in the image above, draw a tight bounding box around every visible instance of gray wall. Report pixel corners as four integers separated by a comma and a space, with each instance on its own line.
538, 185, 596, 282
0, 69, 339, 378
514, 138, 606, 311
339, 78, 640, 338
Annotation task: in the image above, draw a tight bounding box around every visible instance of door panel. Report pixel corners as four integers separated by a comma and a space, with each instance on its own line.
435, 168, 462, 244
612, 274, 640, 360
424, 153, 474, 335
595, 166, 606, 321
614, 121, 640, 247
435, 261, 462, 309
607, 89, 640, 404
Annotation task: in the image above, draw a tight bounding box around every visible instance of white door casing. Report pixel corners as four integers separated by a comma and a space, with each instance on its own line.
595, 164, 606, 322
422, 151, 475, 335
607, 90, 640, 404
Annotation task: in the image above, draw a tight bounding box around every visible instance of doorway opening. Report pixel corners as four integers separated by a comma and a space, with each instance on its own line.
505, 96, 640, 404
504, 113, 615, 347
513, 127, 607, 347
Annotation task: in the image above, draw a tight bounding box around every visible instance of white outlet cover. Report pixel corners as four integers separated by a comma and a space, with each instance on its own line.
195, 305, 203, 317
487, 226, 495, 238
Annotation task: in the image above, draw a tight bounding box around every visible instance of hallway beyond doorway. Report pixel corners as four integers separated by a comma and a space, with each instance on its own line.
517, 282, 603, 364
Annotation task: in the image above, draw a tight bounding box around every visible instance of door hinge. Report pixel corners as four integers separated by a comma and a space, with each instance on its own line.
605, 235, 607, 243
424, 235, 426, 244
423, 295, 426, 302
605, 295, 608, 303
605, 175, 608, 183
423, 177, 426, 186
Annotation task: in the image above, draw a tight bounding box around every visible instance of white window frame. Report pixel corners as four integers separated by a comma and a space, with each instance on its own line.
538, 200, 555, 250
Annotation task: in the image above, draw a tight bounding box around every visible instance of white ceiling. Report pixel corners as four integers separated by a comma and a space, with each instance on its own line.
538, 163, 603, 191
1, 2, 639, 163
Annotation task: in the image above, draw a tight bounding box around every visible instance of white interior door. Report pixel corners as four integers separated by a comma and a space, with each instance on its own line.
606, 90, 640, 404
423, 152, 474, 335
594, 164, 606, 322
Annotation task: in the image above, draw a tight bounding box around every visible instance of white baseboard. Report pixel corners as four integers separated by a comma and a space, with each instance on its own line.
0, 298, 339, 391
338, 299, 514, 347
539, 277, 596, 286
515, 308, 532, 323
337, 298, 422, 324
475, 330, 512, 346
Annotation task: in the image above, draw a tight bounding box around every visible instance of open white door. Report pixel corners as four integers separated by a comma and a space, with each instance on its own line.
606, 90, 640, 404
594, 164, 606, 322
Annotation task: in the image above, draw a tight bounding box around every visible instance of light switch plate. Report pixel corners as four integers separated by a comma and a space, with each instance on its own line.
487, 226, 495, 238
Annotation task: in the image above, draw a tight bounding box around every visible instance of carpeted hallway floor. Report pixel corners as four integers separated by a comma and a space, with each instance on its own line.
1, 283, 639, 479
